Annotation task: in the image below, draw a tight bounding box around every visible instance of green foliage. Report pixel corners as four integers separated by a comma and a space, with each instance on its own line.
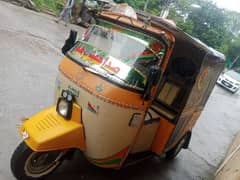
186, 1, 230, 53
128, 0, 240, 68
32, 0, 240, 68
125, 0, 145, 10
163, 0, 240, 67
228, 38, 240, 61
113, 0, 126, 3
32, 0, 65, 15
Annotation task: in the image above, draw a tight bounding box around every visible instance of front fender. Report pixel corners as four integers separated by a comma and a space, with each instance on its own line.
19, 104, 86, 152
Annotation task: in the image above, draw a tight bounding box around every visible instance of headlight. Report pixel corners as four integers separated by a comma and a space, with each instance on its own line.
67, 94, 73, 101
58, 100, 69, 117
56, 90, 74, 119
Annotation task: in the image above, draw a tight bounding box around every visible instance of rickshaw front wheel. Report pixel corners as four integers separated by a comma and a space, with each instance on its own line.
11, 141, 65, 180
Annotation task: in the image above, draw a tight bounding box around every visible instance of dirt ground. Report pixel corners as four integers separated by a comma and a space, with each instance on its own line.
0, 1, 240, 179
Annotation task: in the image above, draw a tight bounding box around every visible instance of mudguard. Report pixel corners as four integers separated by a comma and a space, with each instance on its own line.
19, 104, 86, 152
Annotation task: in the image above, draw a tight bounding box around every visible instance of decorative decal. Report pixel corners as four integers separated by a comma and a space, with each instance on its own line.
75, 46, 86, 54
88, 51, 106, 65
96, 84, 104, 92
88, 146, 129, 167
69, 42, 122, 74
123, 51, 156, 64
67, 85, 79, 97
70, 42, 107, 65
123, 41, 161, 65
102, 58, 120, 73
87, 102, 98, 114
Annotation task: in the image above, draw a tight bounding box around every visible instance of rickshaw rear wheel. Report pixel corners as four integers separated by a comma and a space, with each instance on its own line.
11, 141, 65, 180
165, 134, 189, 160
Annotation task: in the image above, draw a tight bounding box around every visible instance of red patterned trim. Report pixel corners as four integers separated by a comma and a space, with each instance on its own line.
87, 146, 129, 168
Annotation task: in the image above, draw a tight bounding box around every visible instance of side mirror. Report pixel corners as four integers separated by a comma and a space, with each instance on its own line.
143, 66, 161, 100
62, 30, 78, 55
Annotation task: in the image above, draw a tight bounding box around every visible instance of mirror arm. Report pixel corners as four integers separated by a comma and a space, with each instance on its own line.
143, 66, 161, 100
62, 30, 78, 55
143, 79, 152, 100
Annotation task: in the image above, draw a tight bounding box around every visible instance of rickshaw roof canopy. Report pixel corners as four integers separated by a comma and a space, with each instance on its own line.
98, 10, 225, 67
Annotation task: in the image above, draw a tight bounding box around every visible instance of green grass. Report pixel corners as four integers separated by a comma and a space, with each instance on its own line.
32, 0, 83, 16
32, 0, 65, 15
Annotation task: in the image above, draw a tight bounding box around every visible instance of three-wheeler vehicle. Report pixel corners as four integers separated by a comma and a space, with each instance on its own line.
11, 10, 225, 180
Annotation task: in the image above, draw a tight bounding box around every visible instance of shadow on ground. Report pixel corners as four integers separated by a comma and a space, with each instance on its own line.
47, 151, 183, 180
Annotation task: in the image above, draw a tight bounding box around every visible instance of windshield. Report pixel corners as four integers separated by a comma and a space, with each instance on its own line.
68, 25, 166, 92
225, 70, 240, 82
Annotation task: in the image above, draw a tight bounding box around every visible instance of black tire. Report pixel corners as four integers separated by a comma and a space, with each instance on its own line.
165, 135, 187, 160
11, 142, 65, 180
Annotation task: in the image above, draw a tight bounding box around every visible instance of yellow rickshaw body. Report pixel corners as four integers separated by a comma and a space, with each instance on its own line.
18, 10, 225, 170
20, 104, 86, 152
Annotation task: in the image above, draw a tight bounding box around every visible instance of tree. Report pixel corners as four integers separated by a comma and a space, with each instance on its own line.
226, 11, 240, 37
167, 0, 195, 34
125, 0, 240, 68
167, 0, 233, 55
227, 38, 240, 65
125, 0, 145, 10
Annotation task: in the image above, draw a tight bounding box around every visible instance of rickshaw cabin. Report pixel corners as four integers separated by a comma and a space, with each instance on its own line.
10, 9, 226, 179
97, 11, 225, 155
139, 13, 225, 153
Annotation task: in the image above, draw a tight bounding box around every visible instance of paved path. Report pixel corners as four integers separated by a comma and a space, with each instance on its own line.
0, 1, 240, 179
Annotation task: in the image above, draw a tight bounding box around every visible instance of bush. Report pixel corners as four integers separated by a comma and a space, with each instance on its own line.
32, 0, 65, 15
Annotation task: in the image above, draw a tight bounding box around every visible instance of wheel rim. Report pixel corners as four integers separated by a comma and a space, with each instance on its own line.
24, 151, 64, 178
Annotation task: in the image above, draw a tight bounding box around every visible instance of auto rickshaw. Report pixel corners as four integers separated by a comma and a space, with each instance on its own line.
11, 9, 225, 180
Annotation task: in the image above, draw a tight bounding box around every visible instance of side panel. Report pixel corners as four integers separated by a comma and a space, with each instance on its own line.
151, 117, 175, 154
55, 55, 153, 168
165, 55, 225, 149
57, 72, 145, 159
130, 109, 160, 153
